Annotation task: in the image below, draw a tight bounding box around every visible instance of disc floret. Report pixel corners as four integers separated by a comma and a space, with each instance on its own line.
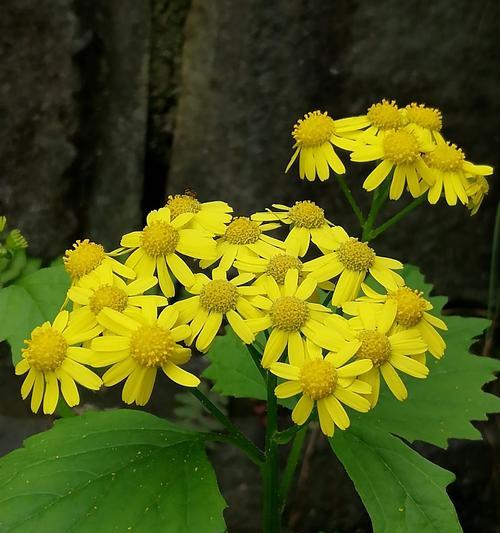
389, 287, 427, 327
383, 130, 421, 164
200, 279, 239, 313
367, 99, 404, 130
266, 254, 303, 285
288, 201, 326, 229
64, 240, 105, 280
141, 221, 180, 256
300, 359, 338, 400
292, 111, 336, 147
270, 296, 309, 331
129, 325, 176, 367
224, 217, 261, 245
337, 238, 375, 272
22, 324, 67, 372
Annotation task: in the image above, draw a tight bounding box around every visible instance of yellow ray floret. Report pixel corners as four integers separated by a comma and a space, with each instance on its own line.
246, 270, 333, 368
270, 340, 373, 437
326, 303, 428, 407
252, 201, 336, 257
201, 217, 284, 271
166, 193, 233, 235
466, 174, 490, 216
303, 226, 404, 306
120, 207, 216, 297
344, 283, 448, 359
420, 140, 493, 206
285, 111, 361, 181
91, 305, 199, 406
350, 129, 434, 200
67, 262, 167, 329
15, 310, 102, 414
172, 268, 266, 352
63, 239, 136, 286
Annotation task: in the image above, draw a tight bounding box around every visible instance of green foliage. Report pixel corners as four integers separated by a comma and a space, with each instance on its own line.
0, 409, 226, 533
330, 422, 461, 533
0, 264, 70, 364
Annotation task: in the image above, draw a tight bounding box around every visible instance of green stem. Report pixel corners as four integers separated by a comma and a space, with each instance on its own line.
361, 180, 390, 241
202, 432, 264, 467
263, 371, 280, 532
274, 424, 302, 445
247, 342, 267, 380
279, 426, 308, 512
191, 388, 264, 466
485, 201, 500, 353
370, 195, 426, 240
334, 173, 364, 225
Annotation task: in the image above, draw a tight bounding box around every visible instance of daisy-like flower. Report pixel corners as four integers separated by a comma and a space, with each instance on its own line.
15, 310, 102, 414
303, 226, 404, 306
270, 341, 373, 437
63, 239, 136, 286
67, 263, 167, 327
120, 207, 216, 297
285, 110, 360, 181
326, 303, 428, 407
343, 284, 447, 359
403, 103, 444, 145
247, 270, 333, 368
172, 268, 266, 352
91, 305, 199, 406
466, 174, 490, 215
350, 129, 433, 200
251, 201, 335, 257
200, 217, 284, 271
421, 140, 494, 206
332, 99, 405, 141
166, 193, 233, 235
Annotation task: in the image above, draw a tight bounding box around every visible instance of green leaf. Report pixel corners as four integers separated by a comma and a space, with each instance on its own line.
202, 327, 266, 400
352, 265, 500, 447
0, 409, 226, 533
331, 422, 462, 533
0, 265, 70, 364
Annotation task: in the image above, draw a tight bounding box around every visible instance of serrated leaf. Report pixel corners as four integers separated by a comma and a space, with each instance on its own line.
331, 421, 462, 533
0, 265, 69, 363
202, 327, 266, 400
351, 265, 500, 447
0, 409, 226, 533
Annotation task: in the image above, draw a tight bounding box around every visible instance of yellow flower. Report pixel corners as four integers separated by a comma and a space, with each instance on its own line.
200, 217, 284, 271
350, 129, 433, 200
252, 201, 335, 257
304, 226, 404, 306
235, 249, 304, 286
172, 268, 265, 352
63, 239, 136, 286
343, 284, 448, 359
67, 263, 168, 327
421, 140, 493, 206
247, 270, 333, 368
285, 111, 360, 181
91, 305, 199, 406
403, 103, 444, 145
325, 303, 428, 407
466, 174, 490, 215
120, 207, 216, 297
15, 310, 102, 414
166, 194, 233, 235
333, 99, 405, 140
270, 340, 372, 437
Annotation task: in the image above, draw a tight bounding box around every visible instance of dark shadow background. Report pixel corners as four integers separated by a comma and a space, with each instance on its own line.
0, 1, 499, 532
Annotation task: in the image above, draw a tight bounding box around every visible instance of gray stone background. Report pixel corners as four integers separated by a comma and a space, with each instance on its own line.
0, 1, 499, 532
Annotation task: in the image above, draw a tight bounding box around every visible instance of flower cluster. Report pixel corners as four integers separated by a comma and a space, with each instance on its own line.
286, 100, 493, 212
15, 192, 447, 438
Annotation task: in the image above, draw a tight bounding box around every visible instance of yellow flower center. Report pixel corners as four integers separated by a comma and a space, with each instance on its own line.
225, 217, 261, 245
383, 130, 421, 164
292, 111, 336, 147
366, 99, 403, 130
129, 324, 176, 367
337, 238, 375, 271
389, 287, 427, 327
405, 103, 442, 131
300, 359, 338, 400
141, 221, 179, 256
266, 254, 303, 285
288, 201, 326, 228
270, 296, 309, 331
166, 194, 201, 219
200, 279, 238, 313
64, 240, 105, 280
423, 143, 464, 172
89, 285, 128, 315
22, 324, 67, 371
356, 329, 391, 367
